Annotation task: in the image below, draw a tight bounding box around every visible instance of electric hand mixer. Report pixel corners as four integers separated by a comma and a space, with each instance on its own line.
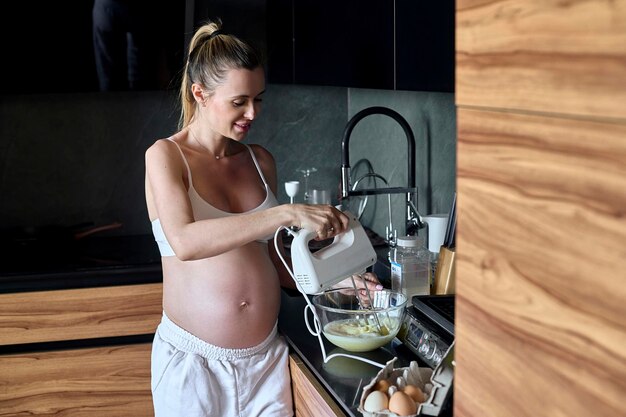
290, 211, 377, 294
274, 210, 392, 368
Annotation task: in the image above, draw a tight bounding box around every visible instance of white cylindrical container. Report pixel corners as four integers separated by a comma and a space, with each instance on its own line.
389, 236, 431, 299
423, 213, 449, 253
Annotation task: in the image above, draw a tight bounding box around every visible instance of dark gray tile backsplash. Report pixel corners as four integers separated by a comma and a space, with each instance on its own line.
0, 84, 455, 240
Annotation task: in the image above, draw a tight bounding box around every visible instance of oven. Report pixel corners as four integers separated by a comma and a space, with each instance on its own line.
398, 295, 454, 369
394, 294, 455, 416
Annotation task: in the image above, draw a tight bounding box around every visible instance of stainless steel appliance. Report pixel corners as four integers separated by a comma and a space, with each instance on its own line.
398, 295, 454, 369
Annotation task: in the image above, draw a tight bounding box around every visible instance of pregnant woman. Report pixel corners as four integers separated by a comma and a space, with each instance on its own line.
144, 19, 381, 416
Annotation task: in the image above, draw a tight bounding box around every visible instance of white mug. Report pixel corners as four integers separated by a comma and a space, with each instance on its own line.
423, 214, 448, 253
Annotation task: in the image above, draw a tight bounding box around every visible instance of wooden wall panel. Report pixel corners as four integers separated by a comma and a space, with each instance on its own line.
0, 343, 153, 416
455, 109, 626, 417
0, 283, 163, 345
456, 1, 626, 415
455, 108, 626, 416
456, 0, 626, 119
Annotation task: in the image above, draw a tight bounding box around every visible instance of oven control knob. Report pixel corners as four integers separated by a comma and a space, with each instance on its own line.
420, 340, 437, 359
433, 349, 444, 365
418, 337, 431, 355
427, 341, 437, 359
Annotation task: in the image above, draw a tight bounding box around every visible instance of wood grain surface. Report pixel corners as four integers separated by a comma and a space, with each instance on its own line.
456, 0, 626, 119
0, 283, 163, 345
0, 343, 153, 416
455, 107, 626, 417
289, 354, 347, 417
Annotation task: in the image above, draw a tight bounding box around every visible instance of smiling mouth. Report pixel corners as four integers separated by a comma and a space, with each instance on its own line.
235, 123, 251, 131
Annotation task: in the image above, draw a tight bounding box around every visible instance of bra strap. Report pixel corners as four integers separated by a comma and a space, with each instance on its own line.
244, 144, 269, 188
165, 137, 194, 187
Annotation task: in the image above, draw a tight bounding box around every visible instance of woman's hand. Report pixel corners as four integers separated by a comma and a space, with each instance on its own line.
333, 272, 384, 306
334, 271, 383, 292
333, 272, 383, 308
290, 204, 349, 241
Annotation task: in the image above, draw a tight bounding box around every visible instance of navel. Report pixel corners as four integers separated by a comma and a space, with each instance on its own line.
239, 300, 249, 309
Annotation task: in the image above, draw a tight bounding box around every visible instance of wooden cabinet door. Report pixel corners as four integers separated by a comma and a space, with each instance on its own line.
0, 343, 154, 416
0, 283, 163, 346
455, 107, 626, 417
456, 0, 626, 119
289, 354, 347, 417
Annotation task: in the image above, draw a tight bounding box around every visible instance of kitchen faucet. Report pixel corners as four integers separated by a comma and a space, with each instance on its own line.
351, 172, 395, 243
406, 199, 425, 236
340, 106, 424, 238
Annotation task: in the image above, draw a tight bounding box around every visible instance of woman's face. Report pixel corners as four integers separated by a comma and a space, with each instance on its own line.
203, 67, 266, 141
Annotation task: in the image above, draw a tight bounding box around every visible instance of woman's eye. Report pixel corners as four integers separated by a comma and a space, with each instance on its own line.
233, 101, 244, 107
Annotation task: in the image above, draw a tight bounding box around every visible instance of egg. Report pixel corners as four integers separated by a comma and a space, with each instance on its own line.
374, 379, 391, 393
388, 391, 417, 416
363, 390, 389, 412
403, 384, 426, 403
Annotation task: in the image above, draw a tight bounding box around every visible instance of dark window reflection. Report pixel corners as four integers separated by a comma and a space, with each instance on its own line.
1, 0, 185, 94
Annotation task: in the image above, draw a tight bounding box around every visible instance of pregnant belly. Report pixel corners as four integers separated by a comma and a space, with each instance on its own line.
161, 244, 282, 348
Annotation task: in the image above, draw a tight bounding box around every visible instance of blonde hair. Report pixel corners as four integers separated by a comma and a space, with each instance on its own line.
179, 20, 262, 129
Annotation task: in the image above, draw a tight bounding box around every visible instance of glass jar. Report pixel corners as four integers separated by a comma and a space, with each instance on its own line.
389, 235, 431, 299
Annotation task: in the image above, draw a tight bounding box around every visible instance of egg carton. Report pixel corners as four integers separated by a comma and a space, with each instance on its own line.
358, 342, 454, 417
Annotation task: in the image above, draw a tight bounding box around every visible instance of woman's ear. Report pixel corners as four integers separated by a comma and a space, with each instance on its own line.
191, 83, 206, 105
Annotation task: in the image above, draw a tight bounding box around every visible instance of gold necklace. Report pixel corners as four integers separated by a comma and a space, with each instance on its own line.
188, 127, 227, 159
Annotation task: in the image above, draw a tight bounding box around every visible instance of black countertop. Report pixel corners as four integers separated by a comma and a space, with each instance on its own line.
278, 289, 421, 417
0, 234, 162, 293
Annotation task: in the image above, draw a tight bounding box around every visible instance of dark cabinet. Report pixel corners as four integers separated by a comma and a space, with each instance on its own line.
191, 0, 268, 56
267, 0, 454, 92
395, 0, 455, 92
292, 0, 394, 89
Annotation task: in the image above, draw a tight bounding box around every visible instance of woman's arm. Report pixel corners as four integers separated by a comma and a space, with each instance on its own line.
252, 145, 383, 293
146, 141, 348, 261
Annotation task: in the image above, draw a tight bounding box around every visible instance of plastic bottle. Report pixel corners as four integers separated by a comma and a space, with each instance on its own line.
389, 235, 431, 299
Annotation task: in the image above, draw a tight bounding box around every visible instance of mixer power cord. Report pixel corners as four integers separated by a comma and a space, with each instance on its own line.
273, 226, 386, 369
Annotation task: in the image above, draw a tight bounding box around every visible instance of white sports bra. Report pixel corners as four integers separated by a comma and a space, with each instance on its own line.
151, 138, 279, 257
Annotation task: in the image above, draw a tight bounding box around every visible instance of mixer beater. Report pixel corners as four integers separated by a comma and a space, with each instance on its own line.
275, 210, 401, 368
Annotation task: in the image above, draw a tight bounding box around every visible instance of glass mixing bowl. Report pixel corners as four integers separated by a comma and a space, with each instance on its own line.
311, 288, 408, 352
